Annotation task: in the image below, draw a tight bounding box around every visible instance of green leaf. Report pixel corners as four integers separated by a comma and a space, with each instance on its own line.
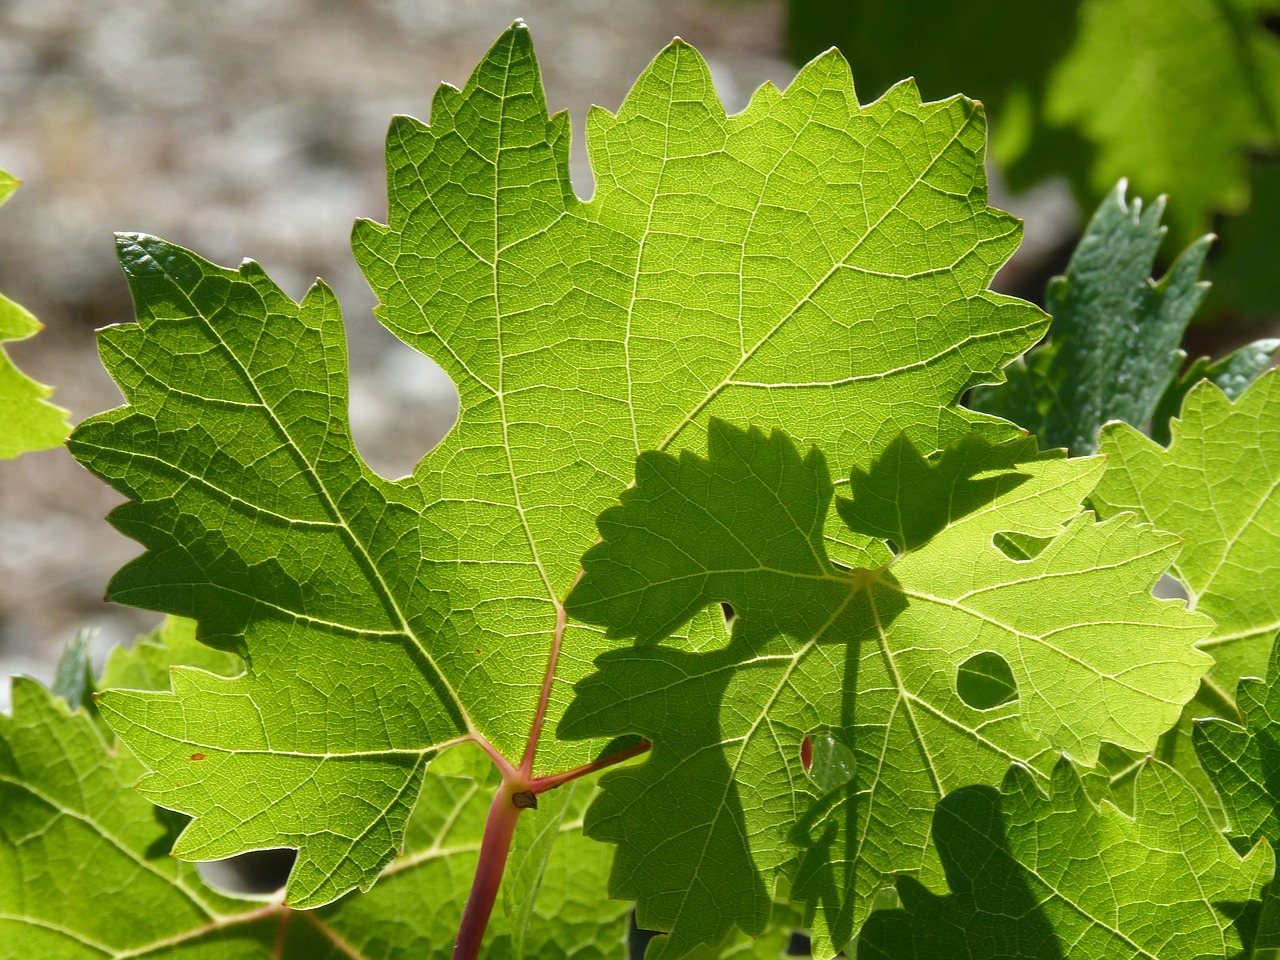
72, 23, 1048, 909
50, 632, 95, 713
1095, 370, 1280, 719
1196, 631, 1280, 851
1, 622, 626, 959
1149, 337, 1279, 447
0, 169, 70, 459
98, 616, 242, 693
857, 759, 1272, 959
0, 673, 288, 959
1043, 0, 1280, 242
971, 181, 1211, 455
562, 421, 1212, 956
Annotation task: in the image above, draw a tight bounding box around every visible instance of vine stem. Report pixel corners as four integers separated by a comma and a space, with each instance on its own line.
454, 573, 653, 955
453, 784, 524, 960
451, 738, 652, 959
528, 739, 651, 794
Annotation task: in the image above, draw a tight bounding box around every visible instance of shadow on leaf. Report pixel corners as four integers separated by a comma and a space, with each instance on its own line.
837, 434, 1037, 554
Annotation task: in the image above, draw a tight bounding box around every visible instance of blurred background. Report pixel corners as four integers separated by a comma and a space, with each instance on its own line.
2, 0, 1276, 707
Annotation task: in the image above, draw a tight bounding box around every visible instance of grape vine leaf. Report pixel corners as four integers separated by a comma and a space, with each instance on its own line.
1195, 631, 1280, 853
0, 169, 70, 459
71, 22, 1049, 909
1094, 369, 1280, 720
856, 758, 1272, 959
970, 181, 1211, 455
0, 621, 626, 959
1149, 337, 1279, 447
561, 420, 1213, 957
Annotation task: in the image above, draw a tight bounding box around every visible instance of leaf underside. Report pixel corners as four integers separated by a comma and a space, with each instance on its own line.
564, 421, 1212, 957
71, 22, 1049, 912
0, 621, 626, 959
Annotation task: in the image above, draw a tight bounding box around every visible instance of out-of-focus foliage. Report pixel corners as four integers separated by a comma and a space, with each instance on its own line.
787, 0, 1280, 318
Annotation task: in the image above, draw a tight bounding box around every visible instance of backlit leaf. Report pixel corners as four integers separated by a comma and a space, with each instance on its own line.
563, 422, 1211, 956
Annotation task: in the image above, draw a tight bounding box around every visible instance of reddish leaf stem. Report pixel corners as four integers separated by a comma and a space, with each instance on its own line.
528, 738, 651, 794
452, 738, 650, 956
453, 784, 525, 960
456, 572, 648, 954
519, 593, 573, 776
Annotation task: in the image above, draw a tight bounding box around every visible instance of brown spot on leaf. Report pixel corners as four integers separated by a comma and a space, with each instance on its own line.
190, 753, 206, 761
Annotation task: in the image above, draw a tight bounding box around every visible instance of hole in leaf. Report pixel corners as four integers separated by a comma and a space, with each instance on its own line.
347, 347, 460, 480
1152, 573, 1189, 602
721, 602, 736, 627
992, 530, 1053, 561
804, 733, 856, 792
956, 651, 1018, 710
197, 848, 297, 897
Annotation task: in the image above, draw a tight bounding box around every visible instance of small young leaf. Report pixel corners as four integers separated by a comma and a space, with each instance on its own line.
858, 759, 1272, 959
563, 421, 1212, 956
50, 632, 95, 712
971, 181, 1211, 455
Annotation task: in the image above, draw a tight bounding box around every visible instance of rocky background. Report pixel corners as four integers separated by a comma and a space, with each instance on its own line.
0, 0, 1078, 708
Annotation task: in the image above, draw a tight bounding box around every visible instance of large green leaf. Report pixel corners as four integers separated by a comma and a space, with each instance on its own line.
562, 421, 1212, 957
0, 169, 70, 458
1095, 370, 1280, 719
72, 24, 1047, 909
970, 181, 1211, 455
858, 759, 1271, 959
0, 623, 626, 959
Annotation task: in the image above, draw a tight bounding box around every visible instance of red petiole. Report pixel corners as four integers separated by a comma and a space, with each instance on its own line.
451, 596, 651, 960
